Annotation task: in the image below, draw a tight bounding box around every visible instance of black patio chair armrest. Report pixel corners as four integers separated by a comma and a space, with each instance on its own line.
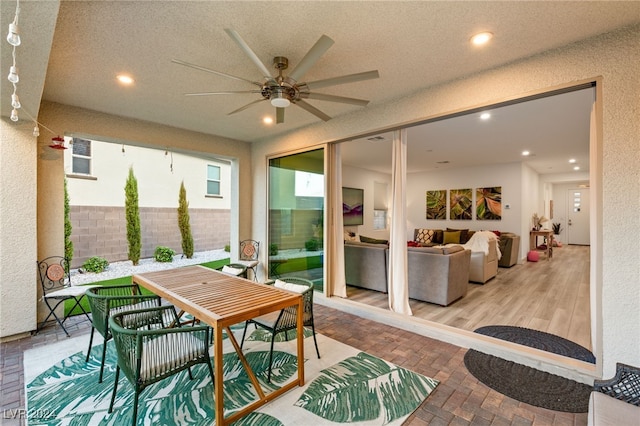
594, 362, 640, 406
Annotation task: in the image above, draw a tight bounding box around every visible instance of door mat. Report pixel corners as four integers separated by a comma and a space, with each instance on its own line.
474, 325, 595, 363
464, 349, 592, 412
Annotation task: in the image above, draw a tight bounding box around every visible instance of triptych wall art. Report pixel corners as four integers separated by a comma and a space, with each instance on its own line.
426, 186, 502, 220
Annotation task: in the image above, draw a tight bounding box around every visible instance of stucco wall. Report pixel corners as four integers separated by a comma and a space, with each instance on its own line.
0, 102, 252, 338
0, 121, 38, 338
251, 26, 640, 377
69, 206, 230, 268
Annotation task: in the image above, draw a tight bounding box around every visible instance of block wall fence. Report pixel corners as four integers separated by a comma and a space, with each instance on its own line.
69, 206, 230, 268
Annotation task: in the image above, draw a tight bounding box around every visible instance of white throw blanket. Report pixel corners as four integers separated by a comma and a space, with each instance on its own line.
463, 231, 502, 260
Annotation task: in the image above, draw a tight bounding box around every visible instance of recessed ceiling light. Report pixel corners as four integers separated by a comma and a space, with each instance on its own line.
573, 166, 580, 171
116, 74, 134, 85
522, 150, 530, 156
480, 112, 491, 120
471, 32, 493, 46
569, 158, 576, 163
263, 117, 274, 125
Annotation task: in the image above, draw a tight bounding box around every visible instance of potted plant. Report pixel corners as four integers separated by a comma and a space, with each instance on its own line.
552, 222, 563, 235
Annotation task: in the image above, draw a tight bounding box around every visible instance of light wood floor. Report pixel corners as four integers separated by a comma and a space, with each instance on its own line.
347, 244, 592, 351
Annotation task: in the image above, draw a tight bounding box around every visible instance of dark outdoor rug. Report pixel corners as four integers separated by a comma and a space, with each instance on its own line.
474, 325, 596, 363
464, 349, 592, 412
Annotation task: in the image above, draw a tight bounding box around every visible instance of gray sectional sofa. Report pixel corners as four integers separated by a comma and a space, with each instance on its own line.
344, 241, 471, 306
407, 245, 471, 306
344, 241, 388, 293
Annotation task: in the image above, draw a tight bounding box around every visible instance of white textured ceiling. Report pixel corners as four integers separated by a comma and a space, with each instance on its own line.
2, 1, 639, 174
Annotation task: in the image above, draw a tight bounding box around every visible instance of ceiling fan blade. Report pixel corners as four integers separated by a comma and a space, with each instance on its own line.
300, 92, 370, 107
303, 70, 380, 90
287, 35, 335, 83
171, 59, 262, 87
224, 28, 274, 81
227, 99, 266, 115
185, 90, 260, 96
294, 99, 331, 121
276, 107, 285, 124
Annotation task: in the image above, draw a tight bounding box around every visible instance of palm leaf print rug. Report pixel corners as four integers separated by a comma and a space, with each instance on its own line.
25, 324, 438, 425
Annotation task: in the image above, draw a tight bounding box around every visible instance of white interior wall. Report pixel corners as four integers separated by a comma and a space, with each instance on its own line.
342, 165, 392, 240
406, 162, 523, 240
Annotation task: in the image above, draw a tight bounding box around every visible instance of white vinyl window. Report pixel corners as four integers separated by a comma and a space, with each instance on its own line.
72, 138, 92, 175
373, 209, 387, 230
207, 165, 221, 196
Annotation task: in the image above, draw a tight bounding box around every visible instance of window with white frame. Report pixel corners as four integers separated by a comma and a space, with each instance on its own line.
207, 164, 221, 196
72, 138, 92, 175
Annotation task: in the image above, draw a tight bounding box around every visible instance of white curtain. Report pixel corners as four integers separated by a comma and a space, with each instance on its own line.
329, 144, 347, 297
388, 129, 412, 315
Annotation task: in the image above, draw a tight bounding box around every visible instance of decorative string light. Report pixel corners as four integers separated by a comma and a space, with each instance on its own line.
6, 0, 21, 122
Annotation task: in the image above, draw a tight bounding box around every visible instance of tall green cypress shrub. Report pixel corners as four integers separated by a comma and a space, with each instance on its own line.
178, 181, 194, 258
64, 178, 73, 265
125, 167, 141, 265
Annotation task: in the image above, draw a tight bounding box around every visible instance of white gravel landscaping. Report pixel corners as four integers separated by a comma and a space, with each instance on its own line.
70, 249, 230, 285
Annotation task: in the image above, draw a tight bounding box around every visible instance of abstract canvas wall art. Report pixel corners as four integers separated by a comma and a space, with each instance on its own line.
343, 187, 364, 226
450, 188, 472, 220
476, 186, 502, 220
426, 190, 446, 220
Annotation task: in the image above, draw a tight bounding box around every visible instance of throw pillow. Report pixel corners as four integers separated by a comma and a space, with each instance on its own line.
343, 230, 358, 242
415, 228, 436, 244
447, 228, 469, 243
360, 235, 389, 245
443, 230, 461, 244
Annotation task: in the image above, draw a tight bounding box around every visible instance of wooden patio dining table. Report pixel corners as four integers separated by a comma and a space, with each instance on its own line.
132, 265, 305, 425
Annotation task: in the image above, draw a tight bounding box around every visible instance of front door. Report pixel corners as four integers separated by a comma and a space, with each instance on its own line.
567, 188, 590, 245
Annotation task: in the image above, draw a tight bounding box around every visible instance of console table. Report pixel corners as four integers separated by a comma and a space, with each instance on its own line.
529, 230, 554, 260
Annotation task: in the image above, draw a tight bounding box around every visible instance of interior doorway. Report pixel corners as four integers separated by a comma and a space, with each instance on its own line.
567, 188, 590, 245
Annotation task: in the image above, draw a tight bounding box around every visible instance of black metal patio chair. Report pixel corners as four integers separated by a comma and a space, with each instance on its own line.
36, 256, 95, 336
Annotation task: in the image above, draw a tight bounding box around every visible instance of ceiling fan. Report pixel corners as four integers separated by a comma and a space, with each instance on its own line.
172, 29, 379, 124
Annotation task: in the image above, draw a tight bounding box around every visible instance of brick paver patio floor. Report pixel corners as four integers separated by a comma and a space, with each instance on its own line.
1, 305, 588, 425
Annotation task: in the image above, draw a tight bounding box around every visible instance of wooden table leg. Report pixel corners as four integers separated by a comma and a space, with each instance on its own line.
297, 297, 305, 386
213, 324, 224, 425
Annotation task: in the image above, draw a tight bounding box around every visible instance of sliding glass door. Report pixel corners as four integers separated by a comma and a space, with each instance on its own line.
268, 149, 324, 290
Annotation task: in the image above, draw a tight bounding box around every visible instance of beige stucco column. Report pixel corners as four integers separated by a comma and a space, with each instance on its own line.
0, 120, 39, 339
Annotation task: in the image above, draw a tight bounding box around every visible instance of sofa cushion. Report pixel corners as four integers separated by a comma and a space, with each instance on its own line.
359, 235, 389, 245
408, 246, 445, 255
442, 245, 465, 255
345, 240, 387, 248
443, 230, 461, 244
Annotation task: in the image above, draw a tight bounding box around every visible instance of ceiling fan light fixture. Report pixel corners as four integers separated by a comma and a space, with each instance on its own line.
270, 93, 290, 108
